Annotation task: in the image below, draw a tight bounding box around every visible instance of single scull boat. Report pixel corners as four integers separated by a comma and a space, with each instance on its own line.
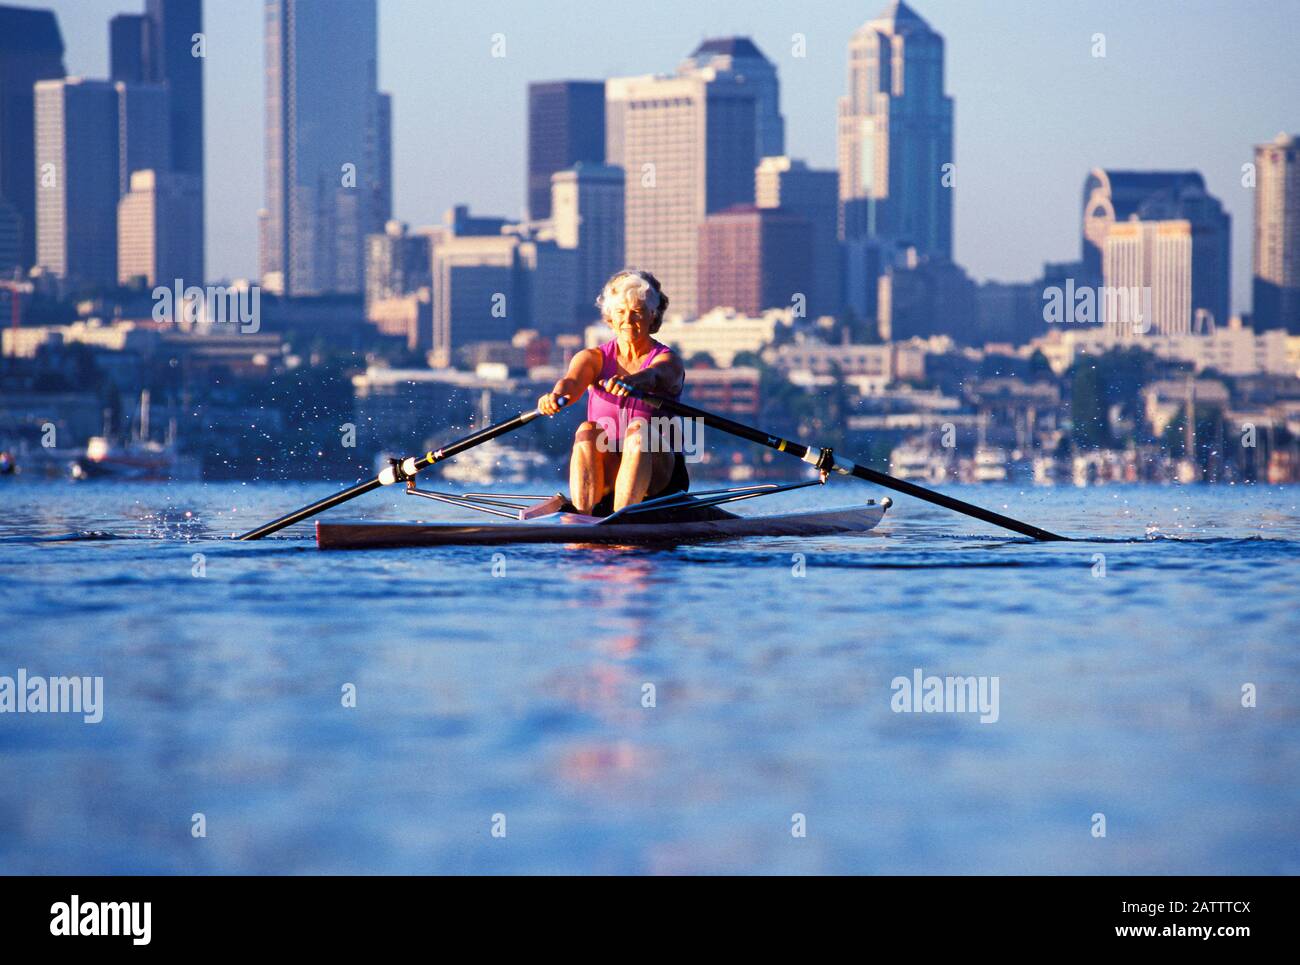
315, 481, 890, 549
238, 390, 1068, 545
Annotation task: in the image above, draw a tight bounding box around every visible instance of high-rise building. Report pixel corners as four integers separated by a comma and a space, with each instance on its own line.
0, 6, 65, 271
877, 247, 976, 342
975, 280, 1043, 345
263, 0, 383, 296
756, 157, 841, 319
551, 162, 624, 327
445, 204, 509, 238
109, 14, 151, 82
1103, 220, 1190, 336
838, 1, 953, 258
374, 92, 393, 230
35, 78, 120, 289
517, 237, 579, 339
697, 205, 813, 317
526, 81, 605, 221
117, 168, 201, 286
368, 289, 431, 352
678, 37, 784, 162
116, 81, 170, 198
146, 0, 203, 279
1082, 169, 1231, 332
842, 236, 894, 327
365, 220, 431, 310
607, 70, 757, 319
1082, 170, 1201, 283
1253, 133, 1300, 333
430, 235, 521, 366
0, 196, 19, 276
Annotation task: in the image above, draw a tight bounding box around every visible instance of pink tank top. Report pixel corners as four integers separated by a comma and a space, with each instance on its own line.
586, 338, 679, 442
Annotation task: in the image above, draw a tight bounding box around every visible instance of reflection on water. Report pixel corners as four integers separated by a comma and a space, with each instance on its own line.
0, 479, 1298, 873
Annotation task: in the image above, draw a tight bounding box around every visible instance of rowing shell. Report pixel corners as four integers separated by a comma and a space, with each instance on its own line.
315, 496, 889, 549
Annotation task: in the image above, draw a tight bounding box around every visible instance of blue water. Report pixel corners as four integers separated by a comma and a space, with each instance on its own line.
1, 477, 1297, 874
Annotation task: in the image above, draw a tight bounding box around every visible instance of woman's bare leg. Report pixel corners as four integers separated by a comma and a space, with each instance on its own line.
613, 420, 675, 511
569, 421, 608, 514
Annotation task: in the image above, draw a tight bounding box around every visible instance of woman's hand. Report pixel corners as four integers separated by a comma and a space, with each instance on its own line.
537, 392, 568, 416
601, 371, 650, 398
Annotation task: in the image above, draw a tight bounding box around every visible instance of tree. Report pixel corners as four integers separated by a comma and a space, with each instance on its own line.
1070, 362, 1108, 447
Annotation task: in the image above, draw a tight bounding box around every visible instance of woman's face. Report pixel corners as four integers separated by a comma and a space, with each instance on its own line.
606, 297, 651, 342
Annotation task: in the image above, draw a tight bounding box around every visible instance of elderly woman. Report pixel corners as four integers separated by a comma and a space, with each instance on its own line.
537, 269, 687, 516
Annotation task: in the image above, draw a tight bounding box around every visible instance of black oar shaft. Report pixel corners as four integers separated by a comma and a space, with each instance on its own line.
237, 405, 551, 540
846, 464, 1066, 541
237, 478, 385, 541
635, 392, 1068, 542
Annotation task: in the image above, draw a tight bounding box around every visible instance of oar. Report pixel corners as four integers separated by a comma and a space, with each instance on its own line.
620, 386, 1068, 541
237, 398, 567, 540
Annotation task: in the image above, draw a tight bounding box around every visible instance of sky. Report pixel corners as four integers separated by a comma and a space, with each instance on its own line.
21, 0, 1300, 314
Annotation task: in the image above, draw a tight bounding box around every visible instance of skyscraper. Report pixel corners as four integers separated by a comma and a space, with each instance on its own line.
116, 81, 170, 198
430, 236, 520, 366
263, 0, 383, 296
118, 168, 201, 286
109, 14, 151, 83
1253, 133, 1300, 333
606, 70, 757, 319
0, 196, 18, 275
517, 236, 579, 339
365, 220, 431, 310
838, 1, 953, 258
0, 6, 65, 272
678, 37, 784, 162
146, 0, 203, 279
877, 247, 976, 341
551, 162, 624, 326
1103, 219, 1198, 336
35, 78, 120, 288
697, 205, 813, 317
1082, 170, 1203, 283
756, 157, 841, 319
1082, 169, 1231, 332
374, 92, 393, 230
526, 81, 605, 221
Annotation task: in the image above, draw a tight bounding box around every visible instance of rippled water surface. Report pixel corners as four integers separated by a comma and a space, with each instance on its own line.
1, 478, 1297, 874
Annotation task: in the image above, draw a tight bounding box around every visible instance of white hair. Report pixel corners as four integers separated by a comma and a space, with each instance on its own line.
595, 269, 667, 330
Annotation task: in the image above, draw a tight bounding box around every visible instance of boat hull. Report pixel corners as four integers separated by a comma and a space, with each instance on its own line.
316, 503, 888, 549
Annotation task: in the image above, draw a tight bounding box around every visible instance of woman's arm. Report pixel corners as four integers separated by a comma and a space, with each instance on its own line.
537, 348, 602, 415
603, 350, 684, 398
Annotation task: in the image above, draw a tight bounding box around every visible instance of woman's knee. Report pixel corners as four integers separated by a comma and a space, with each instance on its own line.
622, 418, 652, 454
573, 421, 605, 447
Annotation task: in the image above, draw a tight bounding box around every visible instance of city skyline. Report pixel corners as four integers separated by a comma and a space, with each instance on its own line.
14, 0, 1300, 314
